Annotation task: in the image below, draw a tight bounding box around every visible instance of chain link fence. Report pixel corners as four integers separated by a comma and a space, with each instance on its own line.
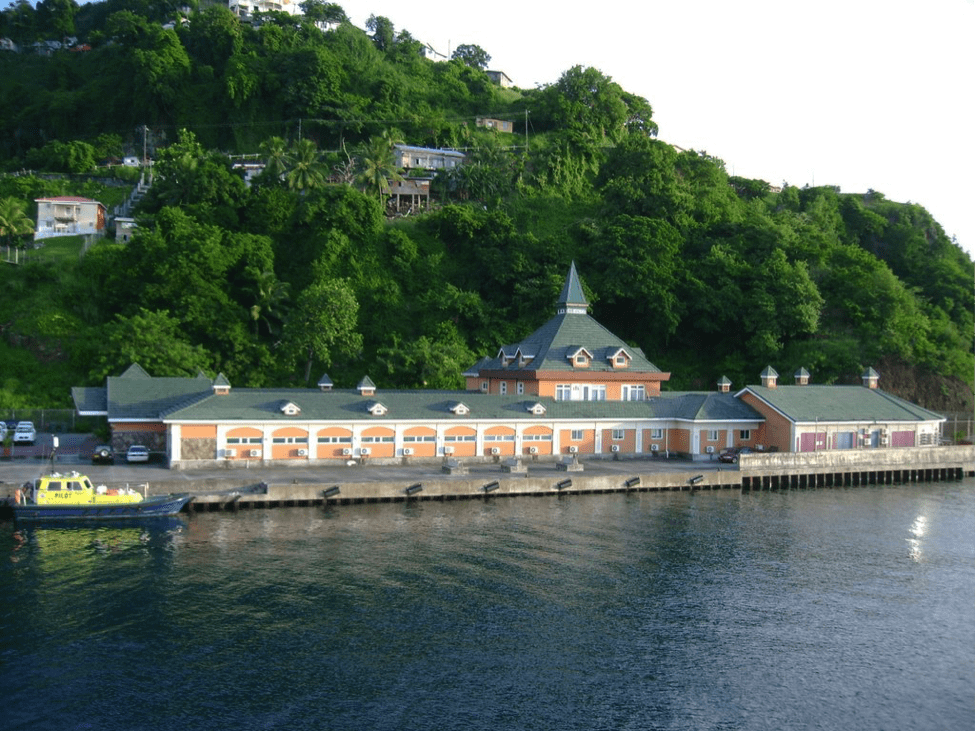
1, 409, 104, 434
940, 413, 974, 445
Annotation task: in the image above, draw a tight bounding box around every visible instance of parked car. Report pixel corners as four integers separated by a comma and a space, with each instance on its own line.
126, 444, 150, 463
0, 422, 6, 441
92, 445, 115, 465
13, 421, 36, 445
719, 446, 753, 463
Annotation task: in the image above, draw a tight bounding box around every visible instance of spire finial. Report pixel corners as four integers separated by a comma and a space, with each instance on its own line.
557, 261, 588, 314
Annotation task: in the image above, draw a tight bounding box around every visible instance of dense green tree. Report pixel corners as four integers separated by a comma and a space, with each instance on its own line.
365, 14, 393, 52
281, 278, 362, 382
451, 43, 490, 69
90, 308, 212, 382
299, 0, 346, 24
26, 139, 97, 174
377, 321, 475, 389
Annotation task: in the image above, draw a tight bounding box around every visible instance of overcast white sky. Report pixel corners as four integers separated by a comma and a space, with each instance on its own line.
351, 0, 974, 258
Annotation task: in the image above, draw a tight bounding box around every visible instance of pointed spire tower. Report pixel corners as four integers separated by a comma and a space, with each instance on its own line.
557, 261, 588, 315
461, 262, 670, 397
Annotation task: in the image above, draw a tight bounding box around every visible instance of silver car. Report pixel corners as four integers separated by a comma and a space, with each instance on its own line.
126, 445, 150, 463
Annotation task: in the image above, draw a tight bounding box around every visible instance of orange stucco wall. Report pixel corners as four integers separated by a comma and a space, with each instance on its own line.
181, 425, 217, 439
444, 426, 477, 457
739, 392, 792, 451
600, 428, 636, 453
559, 428, 594, 455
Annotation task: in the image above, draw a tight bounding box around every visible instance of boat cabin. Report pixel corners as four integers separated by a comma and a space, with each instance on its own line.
33, 473, 142, 505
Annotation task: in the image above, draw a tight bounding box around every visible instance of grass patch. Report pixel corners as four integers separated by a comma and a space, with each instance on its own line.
30, 235, 90, 264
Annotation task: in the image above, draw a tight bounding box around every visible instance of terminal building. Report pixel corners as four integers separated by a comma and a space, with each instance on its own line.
72, 264, 945, 468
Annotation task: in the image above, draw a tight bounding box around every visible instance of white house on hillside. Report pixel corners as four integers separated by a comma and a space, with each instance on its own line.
34, 196, 106, 241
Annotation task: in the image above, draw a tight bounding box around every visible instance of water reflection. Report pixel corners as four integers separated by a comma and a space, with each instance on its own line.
908, 514, 927, 562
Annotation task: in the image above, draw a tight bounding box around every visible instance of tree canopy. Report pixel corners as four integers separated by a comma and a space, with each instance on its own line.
0, 1, 970, 413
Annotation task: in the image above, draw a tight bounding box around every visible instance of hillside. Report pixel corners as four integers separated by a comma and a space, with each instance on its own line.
0, 1, 972, 415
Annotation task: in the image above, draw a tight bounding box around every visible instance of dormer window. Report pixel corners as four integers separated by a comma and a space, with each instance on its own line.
449, 402, 470, 416
367, 402, 387, 416
567, 347, 592, 367
516, 349, 533, 368
527, 402, 547, 416
280, 401, 301, 416
609, 348, 630, 368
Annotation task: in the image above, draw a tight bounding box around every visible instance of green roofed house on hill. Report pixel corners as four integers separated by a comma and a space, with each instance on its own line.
71, 265, 945, 468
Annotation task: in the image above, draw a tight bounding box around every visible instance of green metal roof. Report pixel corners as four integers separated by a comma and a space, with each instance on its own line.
150, 387, 762, 424
72, 386, 107, 415
106, 372, 213, 421
741, 385, 945, 423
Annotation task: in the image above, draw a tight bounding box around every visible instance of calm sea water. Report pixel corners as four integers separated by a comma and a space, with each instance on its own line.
1, 481, 973, 731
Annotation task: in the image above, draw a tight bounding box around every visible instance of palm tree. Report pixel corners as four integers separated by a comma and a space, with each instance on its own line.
0, 197, 34, 250
356, 133, 403, 205
259, 136, 289, 181
285, 139, 328, 191
247, 268, 290, 338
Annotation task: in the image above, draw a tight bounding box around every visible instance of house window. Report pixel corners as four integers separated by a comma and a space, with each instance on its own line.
650, 428, 663, 440
707, 430, 719, 441
517, 382, 524, 395
556, 384, 571, 401
615, 355, 627, 366
318, 436, 352, 444
227, 437, 262, 444
612, 429, 624, 441
481, 381, 488, 392
739, 429, 751, 440
524, 434, 553, 441
500, 382, 507, 395
272, 436, 308, 444
571, 430, 584, 441
622, 385, 645, 401
575, 355, 587, 365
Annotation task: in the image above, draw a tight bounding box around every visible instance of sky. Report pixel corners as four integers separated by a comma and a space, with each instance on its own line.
350, 0, 975, 257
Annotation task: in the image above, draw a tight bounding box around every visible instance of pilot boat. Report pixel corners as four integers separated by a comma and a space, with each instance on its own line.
11, 472, 193, 521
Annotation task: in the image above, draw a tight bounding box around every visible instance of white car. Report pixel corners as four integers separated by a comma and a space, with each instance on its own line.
126, 445, 150, 463
13, 421, 36, 445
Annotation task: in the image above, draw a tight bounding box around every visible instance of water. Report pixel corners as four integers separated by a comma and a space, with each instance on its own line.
1, 481, 973, 730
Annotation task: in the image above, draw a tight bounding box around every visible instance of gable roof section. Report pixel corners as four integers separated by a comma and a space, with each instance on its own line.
72, 386, 108, 416
108, 373, 213, 421
738, 385, 945, 424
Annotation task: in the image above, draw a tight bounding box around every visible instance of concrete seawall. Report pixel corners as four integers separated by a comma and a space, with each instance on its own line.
116, 446, 974, 511
180, 468, 744, 511
9, 446, 965, 513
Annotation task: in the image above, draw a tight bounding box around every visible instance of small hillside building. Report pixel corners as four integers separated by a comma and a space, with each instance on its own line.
34, 196, 106, 241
